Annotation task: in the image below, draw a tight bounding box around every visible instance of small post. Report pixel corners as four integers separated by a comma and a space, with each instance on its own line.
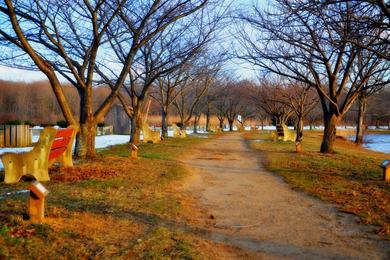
295, 141, 302, 153
271, 131, 276, 142
28, 181, 49, 223
131, 144, 138, 159
380, 160, 390, 181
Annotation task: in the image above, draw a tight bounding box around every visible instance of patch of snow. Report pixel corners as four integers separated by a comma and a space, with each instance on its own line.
0, 147, 34, 156
32, 134, 40, 143
262, 126, 276, 130
0, 134, 131, 170
94, 135, 130, 149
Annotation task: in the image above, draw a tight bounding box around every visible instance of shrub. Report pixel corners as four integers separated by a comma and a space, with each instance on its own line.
56, 120, 69, 128
5, 120, 22, 125
24, 121, 34, 126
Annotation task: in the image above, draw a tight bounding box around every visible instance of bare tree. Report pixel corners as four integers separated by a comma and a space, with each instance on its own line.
366, 87, 390, 129
251, 80, 294, 128
354, 53, 388, 143
150, 66, 190, 137
278, 82, 318, 142
100, 0, 220, 143
222, 81, 252, 131
0, 0, 141, 158
213, 84, 229, 129
329, 0, 390, 61
237, 0, 390, 153
0, 0, 215, 155
173, 55, 222, 130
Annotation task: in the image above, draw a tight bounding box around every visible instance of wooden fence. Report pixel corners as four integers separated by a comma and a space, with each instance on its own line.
0, 125, 32, 147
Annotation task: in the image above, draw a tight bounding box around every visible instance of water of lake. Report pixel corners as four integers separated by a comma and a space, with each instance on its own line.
362, 134, 390, 154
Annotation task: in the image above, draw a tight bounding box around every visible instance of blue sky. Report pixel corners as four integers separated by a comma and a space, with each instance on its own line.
0, 0, 268, 82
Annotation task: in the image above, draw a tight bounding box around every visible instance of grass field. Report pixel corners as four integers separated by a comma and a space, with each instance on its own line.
0, 135, 230, 259
244, 131, 390, 240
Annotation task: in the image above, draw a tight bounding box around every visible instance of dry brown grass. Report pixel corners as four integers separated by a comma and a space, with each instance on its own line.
245, 131, 390, 240
0, 135, 239, 258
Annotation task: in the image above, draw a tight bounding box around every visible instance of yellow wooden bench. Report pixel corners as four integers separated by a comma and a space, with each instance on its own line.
272, 124, 296, 142
1, 127, 76, 184
142, 124, 162, 143
282, 124, 297, 142
172, 124, 186, 138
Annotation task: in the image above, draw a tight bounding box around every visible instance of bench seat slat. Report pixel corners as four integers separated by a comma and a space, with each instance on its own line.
55, 128, 74, 138
49, 147, 67, 160
51, 138, 71, 150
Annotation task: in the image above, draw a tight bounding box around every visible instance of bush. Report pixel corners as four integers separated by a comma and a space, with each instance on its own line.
5, 120, 22, 125
56, 120, 69, 128
41, 123, 55, 127
24, 120, 35, 126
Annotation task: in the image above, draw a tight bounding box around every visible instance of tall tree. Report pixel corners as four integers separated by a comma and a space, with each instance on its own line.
278, 82, 318, 142
237, 0, 390, 153
251, 80, 294, 127
150, 66, 190, 137
0, 0, 135, 158
100, 0, 218, 143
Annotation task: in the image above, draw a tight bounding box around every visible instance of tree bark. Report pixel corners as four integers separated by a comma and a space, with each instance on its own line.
355, 95, 367, 144
228, 119, 234, 131
218, 118, 224, 129
130, 102, 143, 144
193, 114, 200, 133
376, 119, 380, 129
320, 113, 339, 153
193, 120, 198, 133
205, 103, 211, 132
296, 116, 304, 142
161, 108, 169, 138
75, 88, 96, 158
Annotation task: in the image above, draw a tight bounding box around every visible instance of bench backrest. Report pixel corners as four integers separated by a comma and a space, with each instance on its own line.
49, 128, 74, 160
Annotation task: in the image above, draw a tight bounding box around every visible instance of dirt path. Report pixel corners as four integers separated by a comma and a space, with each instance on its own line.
182, 133, 390, 259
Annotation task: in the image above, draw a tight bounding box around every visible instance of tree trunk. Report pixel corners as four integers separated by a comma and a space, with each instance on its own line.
130, 103, 143, 144
76, 121, 97, 158
228, 119, 234, 131
219, 118, 224, 129
193, 119, 198, 134
320, 113, 339, 153
296, 116, 304, 142
205, 103, 211, 132
193, 115, 200, 134
161, 108, 168, 138
355, 95, 367, 144
75, 88, 97, 158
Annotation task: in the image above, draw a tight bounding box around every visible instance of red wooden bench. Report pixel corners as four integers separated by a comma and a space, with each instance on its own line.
2, 127, 76, 184
49, 128, 74, 164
